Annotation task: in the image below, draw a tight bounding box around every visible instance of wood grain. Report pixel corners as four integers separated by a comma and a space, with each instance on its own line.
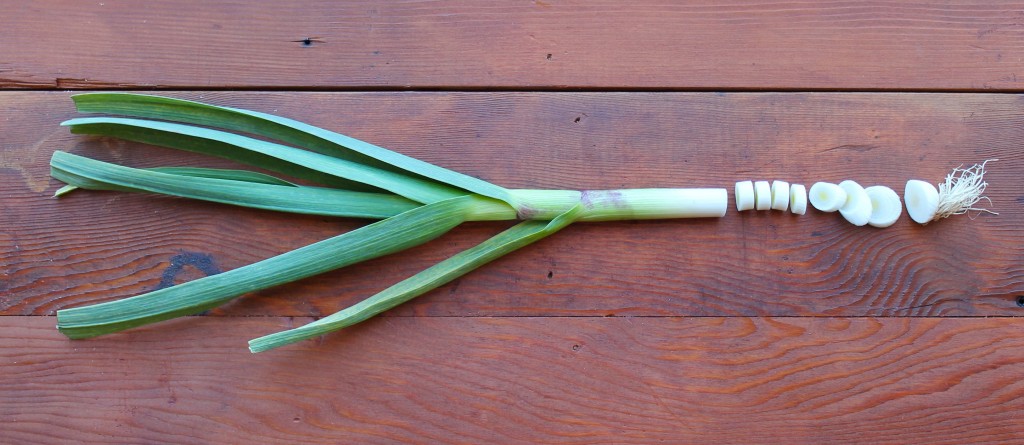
2, 91, 1022, 318
3, 1, 1024, 91
3, 3, 1022, 443
1, 316, 1022, 444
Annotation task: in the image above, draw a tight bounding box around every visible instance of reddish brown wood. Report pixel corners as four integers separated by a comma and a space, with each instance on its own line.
2, 316, 1023, 444
3, 2, 1024, 441
3, 1, 1024, 91
2, 92, 1022, 317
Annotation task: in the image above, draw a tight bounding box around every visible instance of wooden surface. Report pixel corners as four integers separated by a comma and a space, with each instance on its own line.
3, 2, 1024, 444
5, 316, 1024, 444
3, 92, 1023, 318
3, 1, 1024, 91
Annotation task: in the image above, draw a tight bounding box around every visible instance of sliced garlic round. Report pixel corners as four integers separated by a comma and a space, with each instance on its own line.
808, 182, 847, 212
770, 180, 790, 211
838, 180, 872, 226
735, 180, 755, 211
754, 181, 772, 210
864, 185, 902, 228
789, 184, 807, 215
904, 179, 939, 224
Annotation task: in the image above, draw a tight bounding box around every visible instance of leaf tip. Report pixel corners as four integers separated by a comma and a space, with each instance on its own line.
53, 185, 78, 198
248, 340, 269, 354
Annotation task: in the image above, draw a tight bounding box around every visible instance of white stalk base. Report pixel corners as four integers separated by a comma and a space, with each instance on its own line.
510, 188, 728, 221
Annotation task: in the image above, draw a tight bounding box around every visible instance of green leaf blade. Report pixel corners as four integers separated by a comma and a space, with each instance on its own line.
51, 151, 420, 219
70, 93, 518, 207
56, 196, 480, 340
146, 167, 297, 186
247, 204, 583, 353
62, 117, 466, 204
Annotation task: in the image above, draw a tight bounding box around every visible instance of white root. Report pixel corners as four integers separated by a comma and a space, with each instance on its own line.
934, 159, 998, 220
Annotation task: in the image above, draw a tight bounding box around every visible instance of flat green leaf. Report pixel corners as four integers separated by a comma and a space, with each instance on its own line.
147, 167, 297, 186
57, 196, 481, 339
63, 117, 465, 204
63, 119, 365, 191
54, 166, 296, 197
248, 204, 583, 353
53, 184, 79, 197
70, 93, 519, 207
51, 151, 419, 219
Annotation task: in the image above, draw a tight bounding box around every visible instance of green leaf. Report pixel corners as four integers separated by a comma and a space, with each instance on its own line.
247, 204, 583, 353
146, 167, 297, 186
56, 195, 481, 339
63, 117, 466, 204
62, 121, 363, 192
53, 184, 79, 197
70, 93, 519, 207
51, 151, 419, 219
56, 166, 297, 197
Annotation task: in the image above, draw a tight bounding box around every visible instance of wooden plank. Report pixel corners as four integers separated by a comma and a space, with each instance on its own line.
2, 91, 1022, 318
2, 316, 1022, 444
3, 1, 1024, 91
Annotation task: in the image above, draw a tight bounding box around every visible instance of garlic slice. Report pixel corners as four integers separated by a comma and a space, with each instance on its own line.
754, 181, 772, 210
770, 180, 790, 211
735, 180, 755, 211
864, 185, 901, 228
808, 182, 847, 212
904, 179, 939, 224
838, 180, 872, 226
790, 184, 807, 215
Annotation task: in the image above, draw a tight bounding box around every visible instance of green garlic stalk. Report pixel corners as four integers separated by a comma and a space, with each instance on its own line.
52, 93, 727, 352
